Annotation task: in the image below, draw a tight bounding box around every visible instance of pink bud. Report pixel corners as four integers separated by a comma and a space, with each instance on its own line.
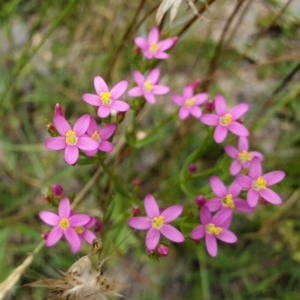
186, 79, 200, 91
94, 218, 102, 232
54, 103, 65, 117
195, 195, 207, 208
188, 163, 198, 173
51, 184, 63, 197
205, 100, 215, 112
157, 244, 169, 257
132, 206, 141, 216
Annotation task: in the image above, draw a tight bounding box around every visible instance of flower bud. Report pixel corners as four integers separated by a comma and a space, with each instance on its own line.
195, 195, 207, 208
157, 244, 169, 257
54, 103, 65, 117
188, 163, 198, 173
132, 206, 141, 216
205, 100, 215, 112
51, 184, 63, 197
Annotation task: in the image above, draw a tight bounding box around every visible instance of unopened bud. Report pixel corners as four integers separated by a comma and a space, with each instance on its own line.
186, 79, 200, 92
205, 100, 215, 112
132, 206, 141, 216
195, 195, 207, 208
51, 184, 63, 197
188, 163, 198, 173
157, 244, 169, 257
54, 103, 65, 117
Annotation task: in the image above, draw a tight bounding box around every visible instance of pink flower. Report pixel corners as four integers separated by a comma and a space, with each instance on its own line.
82, 76, 129, 118
172, 85, 208, 120
128, 68, 170, 104
205, 176, 254, 214
39, 197, 91, 253
74, 216, 99, 248
191, 207, 237, 257
224, 137, 264, 175
84, 117, 116, 156
134, 26, 177, 60
235, 158, 285, 207
44, 114, 98, 165
128, 194, 185, 251
200, 95, 249, 143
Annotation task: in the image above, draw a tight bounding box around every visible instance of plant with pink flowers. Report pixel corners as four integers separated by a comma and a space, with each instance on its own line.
128, 194, 185, 251
128, 68, 170, 104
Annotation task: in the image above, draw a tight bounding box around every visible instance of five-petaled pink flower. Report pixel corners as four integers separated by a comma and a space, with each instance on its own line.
128, 68, 170, 104
235, 157, 285, 207
200, 95, 249, 143
191, 206, 237, 257
39, 197, 91, 253
44, 114, 98, 165
134, 26, 177, 60
205, 176, 254, 214
84, 117, 116, 157
82, 76, 129, 118
128, 194, 185, 251
172, 85, 208, 120
224, 137, 264, 175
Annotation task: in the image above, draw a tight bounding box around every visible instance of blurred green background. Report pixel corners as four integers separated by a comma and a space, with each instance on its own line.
0, 0, 300, 299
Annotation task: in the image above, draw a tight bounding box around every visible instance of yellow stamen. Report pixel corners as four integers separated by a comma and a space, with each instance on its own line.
100, 92, 112, 106
66, 130, 78, 145
149, 42, 159, 54
75, 226, 84, 234
220, 113, 232, 126
238, 150, 253, 163
185, 97, 196, 107
91, 130, 100, 142
206, 223, 222, 235
252, 176, 267, 190
152, 216, 164, 229
223, 194, 235, 209
144, 80, 154, 92
59, 218, 69, 230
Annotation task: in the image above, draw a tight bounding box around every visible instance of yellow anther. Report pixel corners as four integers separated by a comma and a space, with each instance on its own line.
75, 226, 84, 234
152, 216, 164, 229
206, 223, 222, 235
223, 194, 235, 209
185, 97, 196, 107
91, 131, 100, 142
252, 176, 267, 190
144, 80, 154, 92
220, 113, 232, 126
66, 130, 78, 145
149, 42, 159, 54
100, 92, 112, 106
238, 150, 253, 163
59, 218, 69, 230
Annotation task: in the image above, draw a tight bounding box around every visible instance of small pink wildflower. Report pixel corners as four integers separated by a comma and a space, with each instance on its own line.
82, 76, 129, 118
205, 176, 254, 214
191, 207, 237, 257
200, 95, 249, 143
84, 117, 116, 157
172, 85, 208, 120
128, 194, 185, 251
235, 157, 285, 207
134, 26, 177, 60
224, 137, 264, 175
74, 216, 98, 248
39, 197, 91, 253
44, 114, 98, 165
128, 68, 170, 104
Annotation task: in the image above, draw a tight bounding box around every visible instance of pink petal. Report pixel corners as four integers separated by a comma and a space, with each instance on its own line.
205, 234, 218, 257
128, 87, 143, 97
111, 80, 128, 99
228, 181, 242, 196
234, 200, 255, 213
110, 100, 130, 112
77, 137, 99, 151
64, 227, 81, 252
160, 224, 184, 243
200, 114, 219, 126
238, 136, 249, 150
224, 145, 238, 158
99, 124, 116, 139
172, 94, 183, 106
247, 189, 259, 207
158, 38, 176, 51
46, 226, 63, 247
82, 94, 101, 106
214, 125, 228, 143
190, 106, 202, 118
58, 197, 71, 218
97, 106, 111, 118
144, 93, 156, 104
82, 229, 97, 244
147, 68, 160, 83
183, 86, 193, 98
64, 146, 79, 165
99, 141, 114, 152
205, 199, 221, 212
235, 174, 252, 188
39, 211, 59, 226
134, 37, 148, 50
144, 194, 160, 218
263, 171, 285, 186
212, 209, 232, 227
128, 217, 151, 230
259, 188, 282, 205
44, 137, 66, 150
94, 76, 108, 94
53, 115, 71, 136
146, 228, 160, 250
161, 204, 183, 222
230, 103, 249, 119
132, 70, 144, 85
148, 27, 159, 43
229, 160, 242, 176
179, 107, 189, 120
73, 114, 90, 136
194, 93, 208, 105
69, 214, 91, 227
228, 122, 249, 137
190, 225, 206, 240
215, 95, 227, 115
200, 206, 211, 224
210, 176, 226, 197
249, 157, 262, 178
152, 85, 170, 95
86, 117, 98, 135
154, 52, 169, 60
217, 228, 237, 243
